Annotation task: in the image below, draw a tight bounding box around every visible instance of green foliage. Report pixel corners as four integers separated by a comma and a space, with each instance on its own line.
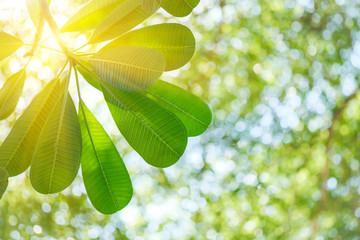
0, 0, 207, 215
0, 168, 8, 200
88, 0, 157, 43
102, 83, 188, 168
2, 0, 360, 239
102, 23, 196, 71
0, 69, 26, 120
90, 46, 165, 90
0, 79, 59, 176
60, 0, 126, 32
161, 0, 200, 17
30, 81, 81, 194
142, 80, 212, 136
78, 102, 132, 214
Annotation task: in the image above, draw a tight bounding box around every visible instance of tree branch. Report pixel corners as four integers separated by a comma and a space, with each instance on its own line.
38, 0, 73, 59
311, 89, 359, 237
24, 15, 45, 57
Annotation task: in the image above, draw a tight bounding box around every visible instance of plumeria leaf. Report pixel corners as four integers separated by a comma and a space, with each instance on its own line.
161, 0, 200, 17
142, 80, 212, 136
0, 31, 24, 61
78, 102, 132, 214
140, 0, 162, 13
60, 0, 126, 32
89, 0, 157, 43
102, 83, 188, 168
30, 83, 81, 194
0, 69, 26, 120
0, 168, 8, 200
101, 23, 196, 71
0, 78, 60, 176
90, 46, 165, 91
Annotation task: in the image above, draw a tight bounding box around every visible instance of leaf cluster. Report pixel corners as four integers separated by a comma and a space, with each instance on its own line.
0, 0, 211, 214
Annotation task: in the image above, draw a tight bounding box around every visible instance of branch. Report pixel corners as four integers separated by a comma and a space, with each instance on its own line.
189, 0, 226, 99
38, 0, 73, 58
24, 15, 45, 57
311, 89, 359, 237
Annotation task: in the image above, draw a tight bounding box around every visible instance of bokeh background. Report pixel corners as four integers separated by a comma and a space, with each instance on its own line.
1, 0, 360, 239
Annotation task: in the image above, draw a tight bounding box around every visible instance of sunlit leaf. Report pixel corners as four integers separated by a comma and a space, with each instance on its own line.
0, 69, 26, 120
0, 79, 60, 176
0, 31, 24, 61
140, 0, 161, 13
89, 0, 156, 43
60, 0, 126, 32
78, 102, 132, 214
30, 89, 81, 194
102, 83, 188, 168
26, 0, 51, 27
76, 62, 101, 90
101, 23, 196, 71
90, 46, 165, 91
0, 167, 8, 200
142, 80, 211, 136
161, 0, 199, 17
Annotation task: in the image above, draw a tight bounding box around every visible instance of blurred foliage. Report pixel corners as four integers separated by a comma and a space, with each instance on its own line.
1, 0, 360, 239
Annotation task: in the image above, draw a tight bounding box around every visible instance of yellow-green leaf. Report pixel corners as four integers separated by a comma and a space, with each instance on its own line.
79, 102, 132, 214
0, 79, 60, 176
90, 46, 165, 91
60, 0, 126, 32
0, 168, 8, 200
0, 69, 26, 120
161, 0, 200, 17
77, 64, 101, 90
89, 0, 155, 43
101, 23, 196, 71
30, 90, 81, 194
0, 31, 24, 61
140, 0, 161, 13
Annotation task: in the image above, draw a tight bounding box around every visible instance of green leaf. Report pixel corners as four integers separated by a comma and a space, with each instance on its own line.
140, 0, 161, 13
78, 102, 132, 214
0, 69, 26, 120
89, 0, 156, 43
30, 89, 81, 194
101, 83, 188, 168
142, 80, 211, 136
161, 0, 200, 17
101, 23, 196, 71
26, 0, 51, 27
90, 46, 165, 91
0, 31, 24, 61
0, 78, 61, 176
60, 0, 126, 32
0, 168, 8, 200
76, 62, 101, 90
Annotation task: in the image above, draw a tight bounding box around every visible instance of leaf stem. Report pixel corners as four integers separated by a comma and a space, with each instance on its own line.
73, 64, 83, 106
72, 42, 89, 52
56, 61, 69, 79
